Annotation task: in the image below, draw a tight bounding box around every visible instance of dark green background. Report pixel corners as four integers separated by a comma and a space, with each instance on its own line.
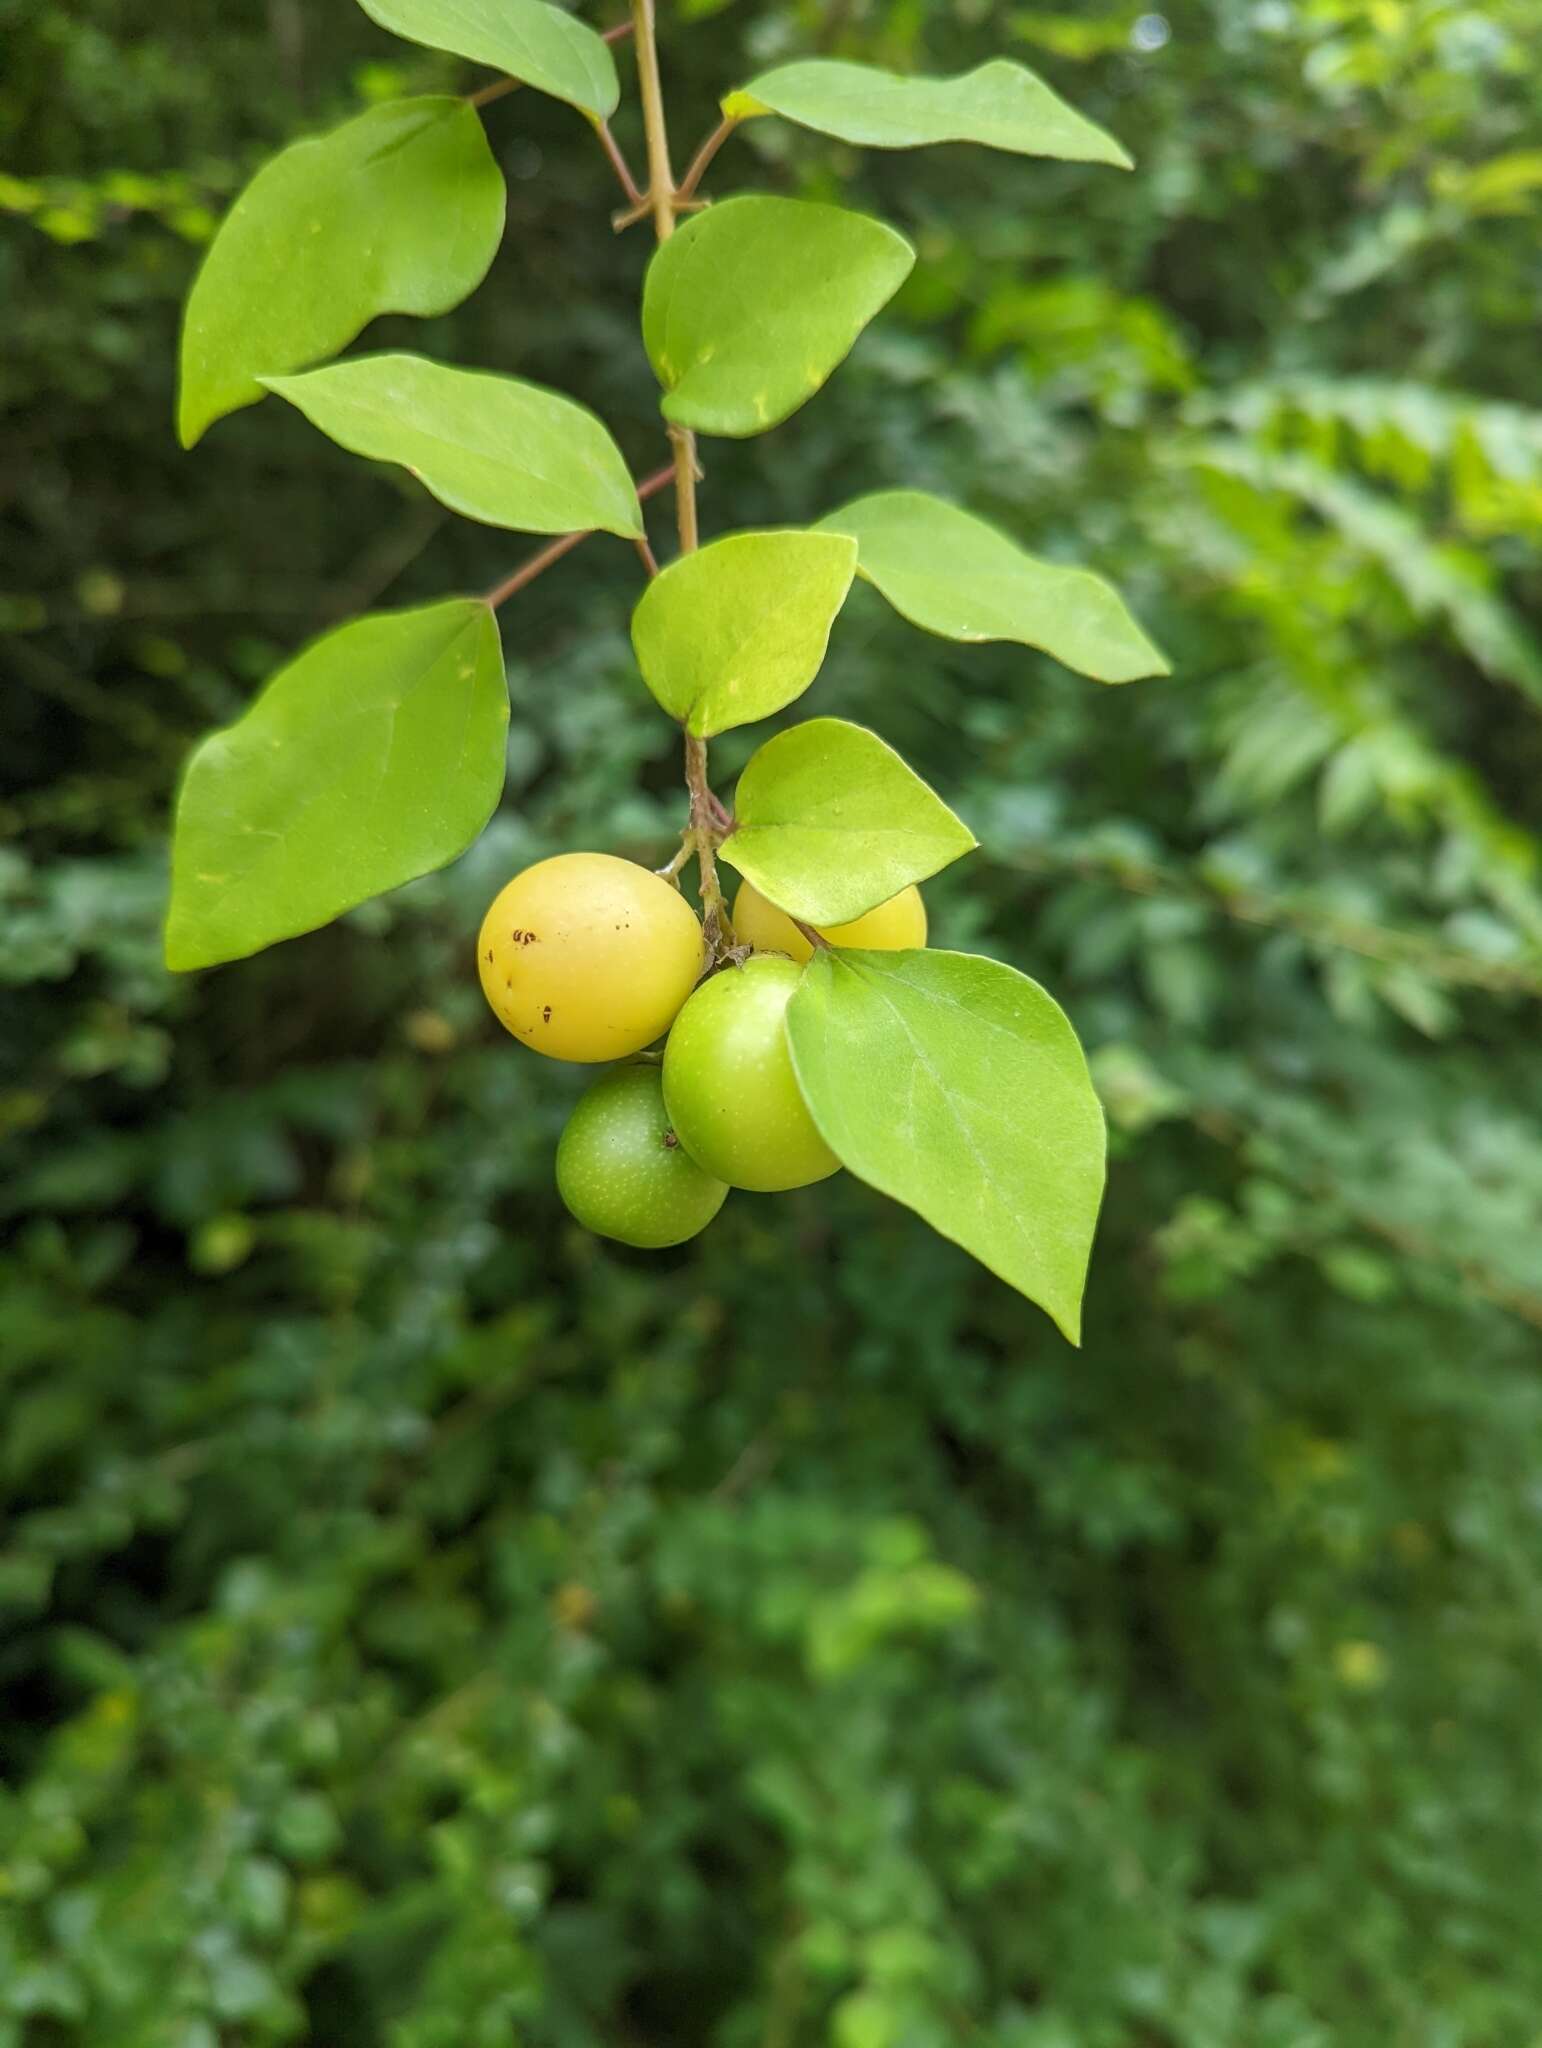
4, 1, 1541, 2041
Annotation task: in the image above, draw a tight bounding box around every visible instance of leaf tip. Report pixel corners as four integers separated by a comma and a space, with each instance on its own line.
175, 394, 206, 450
1040, 1282, 1087, 1348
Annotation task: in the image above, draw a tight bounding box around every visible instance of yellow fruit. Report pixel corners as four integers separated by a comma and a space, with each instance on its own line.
730, 879, 928, 964
478, 853, 704, 1062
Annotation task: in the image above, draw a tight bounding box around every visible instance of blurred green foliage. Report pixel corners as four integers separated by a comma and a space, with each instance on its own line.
4, 0, 1542, 2041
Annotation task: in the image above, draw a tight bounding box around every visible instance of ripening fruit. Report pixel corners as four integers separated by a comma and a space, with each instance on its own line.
478, 852, 704, 1062
556, 1064, 728, 1248
663, 955, 839, 1193
731, 878, 927, 964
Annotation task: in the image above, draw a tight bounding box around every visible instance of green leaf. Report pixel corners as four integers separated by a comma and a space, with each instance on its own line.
721, 718, 977, 923
630, 532, 857, 737
816, 491, 1169, 684
262, 353, 642, 538
165, 600, 507, 971
642, 197, 914, 438
178, 98, 504, 447
786, 950, 1106, 1341
356, 0, 619, 117
722, 58, 1131, 169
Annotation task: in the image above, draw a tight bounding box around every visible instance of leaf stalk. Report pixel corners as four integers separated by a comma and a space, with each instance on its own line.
483, 460, 674, 609
677, 115, 738, 201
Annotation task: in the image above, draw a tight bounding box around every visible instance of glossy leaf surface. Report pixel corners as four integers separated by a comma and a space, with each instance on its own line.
358, 0, 619, 116
166, 600, 507, 969
642, 197, 914, 437
721, 718, 976, 923
630, 531, 856, 736
178, 98, 504, 446
787, 948, 1106, 1341
816, 490, 1169, 683
264, 353, 642, 537
724, 58, 1131, 168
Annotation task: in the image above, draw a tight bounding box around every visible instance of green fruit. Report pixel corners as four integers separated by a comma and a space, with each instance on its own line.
556, 1064, 728, 1248
662, 955, 840, 1193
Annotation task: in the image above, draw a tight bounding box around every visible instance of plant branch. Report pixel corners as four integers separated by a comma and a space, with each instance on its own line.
655, 830, 696, 884
628, 0, 733, 953
668, 426, 700, 554
483, 461, 674, 609
468, 76, 519, 108
594, 119, 643, 205
482, 528, 589, 609
686, 734, 732, 952
676, 115, 739, 201
469, 20, 633, 108
630, 0, 677, 243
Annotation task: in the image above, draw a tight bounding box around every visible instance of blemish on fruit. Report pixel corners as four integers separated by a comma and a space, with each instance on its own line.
510, 928, 539, 945
542, 1005, 553, 1023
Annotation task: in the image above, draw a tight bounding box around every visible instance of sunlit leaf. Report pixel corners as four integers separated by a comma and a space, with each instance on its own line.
723, 58, 1130, 168
263, 353, 642, 537
721, 718, 976, 923
178, 98, 504, 446
630, 531, 856, 736
816, 490, 1169, 683
165, 600, 507, 970
357, 0, 619, 117
642, 196, 914, 437
787, 948, 1106, 1341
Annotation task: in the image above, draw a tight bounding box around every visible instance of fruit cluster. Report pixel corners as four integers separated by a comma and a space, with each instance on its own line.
477, 851, 923, 1247
162, 0, 1153, 1334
